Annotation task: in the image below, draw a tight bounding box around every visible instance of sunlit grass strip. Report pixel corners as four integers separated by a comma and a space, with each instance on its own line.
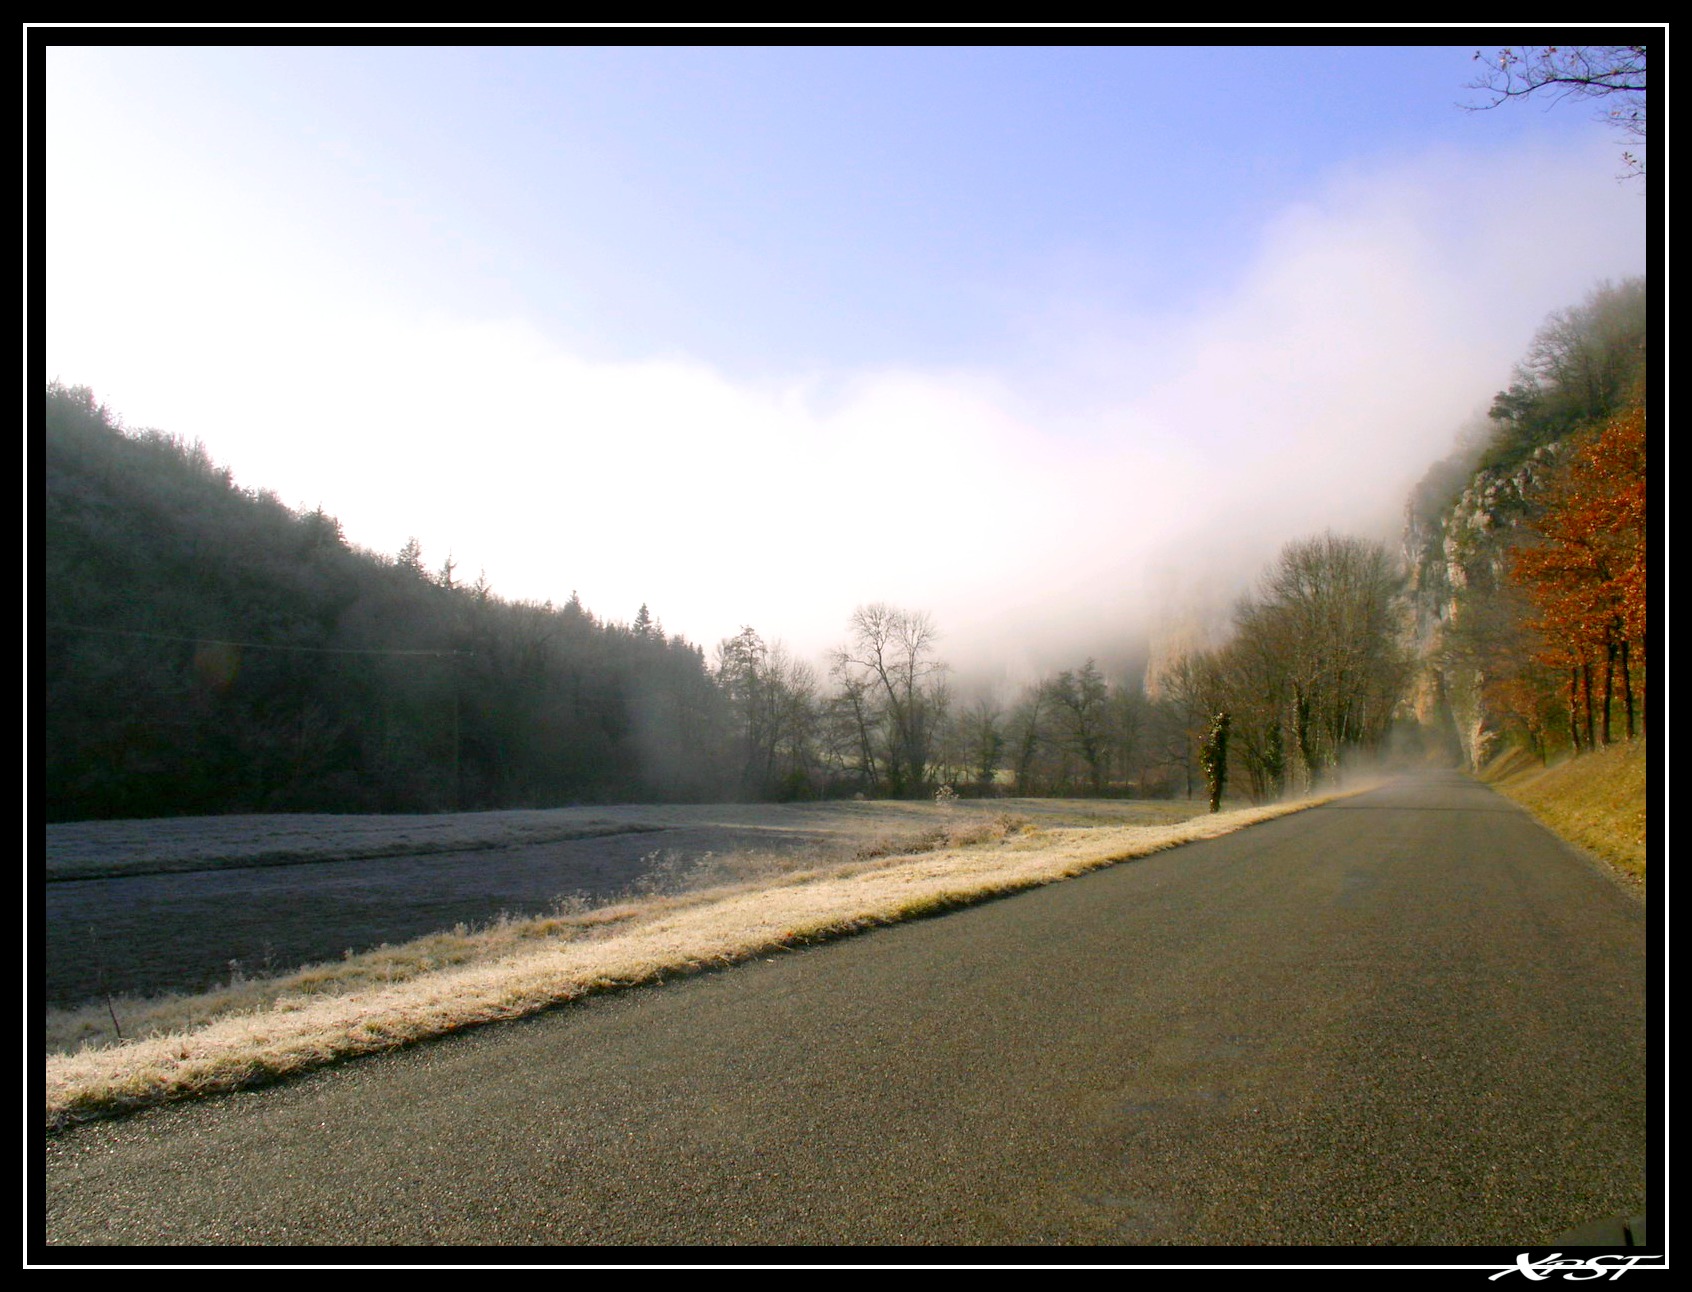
1483, 738, 1647, 886
43, 817, 1029, 1055
45, 792, 1354, 1130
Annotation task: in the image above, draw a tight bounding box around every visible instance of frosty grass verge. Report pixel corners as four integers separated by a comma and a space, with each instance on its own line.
46, 791, 1356, 1129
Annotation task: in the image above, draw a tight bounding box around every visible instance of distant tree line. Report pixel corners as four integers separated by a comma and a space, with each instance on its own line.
43, 382, 1424, 820
699, 614, 1186, 803
1153, 534, 1415, 807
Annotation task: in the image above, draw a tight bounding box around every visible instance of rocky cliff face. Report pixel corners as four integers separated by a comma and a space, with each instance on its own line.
1402, 445, 1560, 768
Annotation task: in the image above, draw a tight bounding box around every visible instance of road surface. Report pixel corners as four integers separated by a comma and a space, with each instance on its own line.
42, 771, 1650, 1247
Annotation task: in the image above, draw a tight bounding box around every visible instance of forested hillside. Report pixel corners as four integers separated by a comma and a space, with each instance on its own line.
43, 383, 729, 819
40, 385, 1198, 818
1402, 278, 1648, 767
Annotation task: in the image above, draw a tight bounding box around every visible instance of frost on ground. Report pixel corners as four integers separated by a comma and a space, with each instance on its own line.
45, 800, 1203, 1007
45, 798, 1197, 879
44, 791, 1362, 1128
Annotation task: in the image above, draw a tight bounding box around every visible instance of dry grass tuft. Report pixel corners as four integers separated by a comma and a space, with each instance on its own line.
1482, 737, 1648, 888
45, 793, 1352, 1130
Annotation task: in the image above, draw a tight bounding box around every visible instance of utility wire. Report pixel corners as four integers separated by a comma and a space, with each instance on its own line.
45, 623, 472, 658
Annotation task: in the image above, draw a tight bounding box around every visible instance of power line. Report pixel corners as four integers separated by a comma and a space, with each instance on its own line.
44, 623, 471, 658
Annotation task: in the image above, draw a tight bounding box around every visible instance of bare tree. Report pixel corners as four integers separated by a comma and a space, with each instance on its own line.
1240, 534, 1412, 789
956, 696, 1007, 792
1467, 44, 1647, 177
1213, 617, 1290, 802
825, 670, 882, 794
1049, 659, 1112, 795
1153, 650, 1223, 800
829, 604, 948, 798
1108, 685, 1146, 796
1009, 683, 1052, 796
716, 627, 819, 798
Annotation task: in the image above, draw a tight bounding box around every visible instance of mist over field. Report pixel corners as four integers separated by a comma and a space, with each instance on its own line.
43, 48, 1646, 688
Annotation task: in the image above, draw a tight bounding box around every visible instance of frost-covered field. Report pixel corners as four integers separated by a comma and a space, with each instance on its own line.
45, 799, 1197, 1007
46, 791, 1359, 1127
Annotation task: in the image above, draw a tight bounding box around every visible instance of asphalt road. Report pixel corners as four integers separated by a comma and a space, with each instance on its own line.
42, 771, 1650, 1249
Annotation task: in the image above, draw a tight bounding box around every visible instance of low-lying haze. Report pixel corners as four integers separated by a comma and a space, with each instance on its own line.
41, 44, 1649, 688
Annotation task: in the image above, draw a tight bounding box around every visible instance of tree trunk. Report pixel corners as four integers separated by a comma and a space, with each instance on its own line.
1582, 660, 1596, 751
1568, 667, 1582, 754
1638, 634, 1647, 737
1619, 637, 1634, 740
1601, 637, 1615, 746
1294, 688, 1317, 790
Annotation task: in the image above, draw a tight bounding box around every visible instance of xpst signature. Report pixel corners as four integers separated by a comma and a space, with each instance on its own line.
1490, 1254, 1661, 1281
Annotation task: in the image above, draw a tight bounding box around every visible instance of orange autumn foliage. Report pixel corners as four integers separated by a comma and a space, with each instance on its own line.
1512, 399, 1646, 653
1508, 395, 1647, 743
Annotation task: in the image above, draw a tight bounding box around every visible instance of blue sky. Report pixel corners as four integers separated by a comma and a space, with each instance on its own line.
42, 41, 1651, 685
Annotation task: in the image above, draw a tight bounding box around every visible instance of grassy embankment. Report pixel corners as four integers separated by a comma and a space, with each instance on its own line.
45, 790, 1358, 1130
1479, 736, 1648, 889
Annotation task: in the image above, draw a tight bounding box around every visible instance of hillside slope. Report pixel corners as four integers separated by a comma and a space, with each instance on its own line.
1400, 277, 1647, 769
1480, 738, 1647, 890
43, 382, 729, 818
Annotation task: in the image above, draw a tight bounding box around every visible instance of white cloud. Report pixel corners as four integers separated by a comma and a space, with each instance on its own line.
45, 91, 1645, 682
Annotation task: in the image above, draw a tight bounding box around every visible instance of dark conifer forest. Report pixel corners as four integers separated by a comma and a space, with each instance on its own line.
44, 383, 730, 819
